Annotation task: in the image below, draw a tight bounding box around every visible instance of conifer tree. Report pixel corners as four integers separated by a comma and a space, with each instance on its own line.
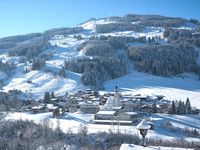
44, 92, 51, 104
171, 100, 176, 114
51, 91, 55, 98
186, 97, 192, 114
152, 102, 158, 113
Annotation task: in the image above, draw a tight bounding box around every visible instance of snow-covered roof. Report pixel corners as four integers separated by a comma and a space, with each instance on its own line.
112, 106, 122, 110
32, 105, 44, 110
147, 96, 157, 101
46, 104, 57, 109
79, 101, 99, 106
96, 111, 116, 115
136, 119, 151, 130
124, 112, 138, 115
93, 120, 132, 124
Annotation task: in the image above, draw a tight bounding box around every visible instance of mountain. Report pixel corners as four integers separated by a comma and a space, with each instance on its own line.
0, 14, 200, 107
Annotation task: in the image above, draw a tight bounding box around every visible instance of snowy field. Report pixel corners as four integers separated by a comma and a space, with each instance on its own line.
120, 144, 193, 150
104, 72, 200, 109
1, 37, 88, 97
4, 112, 200, 143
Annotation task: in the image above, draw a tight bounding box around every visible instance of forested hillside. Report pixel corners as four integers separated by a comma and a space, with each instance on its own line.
0, 14, 200, 88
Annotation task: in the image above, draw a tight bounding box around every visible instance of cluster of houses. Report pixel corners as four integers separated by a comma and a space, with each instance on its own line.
1, 85, 199, 125
28, 85, 176, 125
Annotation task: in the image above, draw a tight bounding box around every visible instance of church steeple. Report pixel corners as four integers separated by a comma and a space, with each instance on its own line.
115, 81, 119, 93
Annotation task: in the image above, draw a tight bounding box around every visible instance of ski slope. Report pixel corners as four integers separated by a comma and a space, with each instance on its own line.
1, 18, 200, 107
2, 37, 88, 98
3, 65, 85, 98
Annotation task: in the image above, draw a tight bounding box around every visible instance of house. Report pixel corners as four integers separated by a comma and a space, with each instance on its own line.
95, 110, 116, 120
31, 105, 46, 114
80, 101, 100, 113
139, 104, 152, 113
155, 95, 165, 100
146, 96, 158, 102
118, 112, 138, 121
46, 104, 57, 112
135, 95, 147, 102
192, 108, 200, 115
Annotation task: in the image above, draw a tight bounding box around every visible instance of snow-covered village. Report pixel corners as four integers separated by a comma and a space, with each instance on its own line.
1, 85, 200, 149
1, 0, 200, 150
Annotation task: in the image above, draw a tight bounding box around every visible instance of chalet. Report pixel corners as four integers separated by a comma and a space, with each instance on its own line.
146, 96, 158, 102
155, 95, 165, 100
95, 110, 116, 120
51, 98, 59, 103
192, 108, 200, 115
32, 105, 46, 114
46, 104, 57, 112
118, 112, 138, 121
93, 119, 132, 125
139, 104, 152, 113
80, 101, 100, 113
135, 95, 147, 103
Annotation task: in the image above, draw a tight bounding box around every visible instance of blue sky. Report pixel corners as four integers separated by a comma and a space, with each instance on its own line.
0, 0, 200, 37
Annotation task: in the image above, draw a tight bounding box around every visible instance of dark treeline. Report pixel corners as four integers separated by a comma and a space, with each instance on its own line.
128, 44, 199, 76
0, 33, 42, 43
0, 61, 16, 80
0, 119, 199, 150
79, 35, 155, 58
66, 36, 145, 86
87, 35, 151, 49
164, 28, 200, 47
122, 14, 188, 27
0, 90, 29, 112
96, 23, 144, 33
8, 37, 52, 59
81, 40, 115, 56
168, 98, 193, 115
0, 42, 17, 50
0, 33, 43, 50
65, 56, 127, 86
7, 37, 53, 71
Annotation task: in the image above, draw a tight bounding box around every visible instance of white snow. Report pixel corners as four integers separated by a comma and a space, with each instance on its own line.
136, 119, 151, 129
0, 17, 199, 148
120, 144, 193, 150
2, 36, 88, 98
79, 19, 165, 40
4, 112, 200, 143
1, 17, 199, 110
176, 22, 198, 31
150, 114, 200, 132
3, 65, 86, 98
79, 18, 117, 30
104, 71, 200, 109
96, 110, 116, 115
